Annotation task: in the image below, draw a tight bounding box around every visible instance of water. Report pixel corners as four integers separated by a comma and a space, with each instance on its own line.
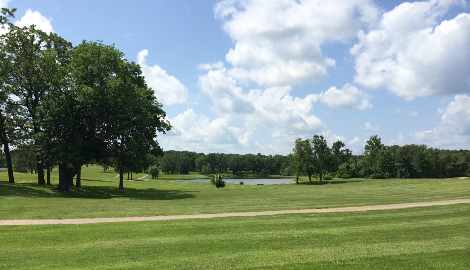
174, 178, 295, 185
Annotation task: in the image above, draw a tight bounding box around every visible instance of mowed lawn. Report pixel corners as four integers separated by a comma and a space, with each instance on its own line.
1, 204, 469, 269
1, 166, 469, 269
0, 165, 469, 219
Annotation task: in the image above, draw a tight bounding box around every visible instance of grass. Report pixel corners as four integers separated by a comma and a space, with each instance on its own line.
0, 204, 468, 269
1, 166, 469, 268
1, 165, 469, 219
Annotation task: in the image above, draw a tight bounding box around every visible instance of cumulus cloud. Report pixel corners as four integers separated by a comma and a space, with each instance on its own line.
137, 50, 188, 105
197, 61, 224, 71
15, 9, 54, 33
389, 133, 405, 145
0, 0, 9, 8
214, 0, 379, 87
319, 84, 372, 110
363, 122, 379, 131
198, 67, 323, 142
411, 94, 470, 148
347, 136, 365, 154
351, 0, 470, 100
199, 68, 254, 114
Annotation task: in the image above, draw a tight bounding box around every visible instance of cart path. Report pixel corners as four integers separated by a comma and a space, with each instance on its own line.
2, 199, 469, 226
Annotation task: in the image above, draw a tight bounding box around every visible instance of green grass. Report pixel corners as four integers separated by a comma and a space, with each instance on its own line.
1, 204, 469, 269
1, 166, 469, 219
1, 166, 469, 269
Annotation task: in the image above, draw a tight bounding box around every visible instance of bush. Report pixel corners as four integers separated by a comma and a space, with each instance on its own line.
149, 166, 159, 179
341, 174, 351, 179
210, 174, 226, 188
239, 181, 244, 185
323, 175, 332, 181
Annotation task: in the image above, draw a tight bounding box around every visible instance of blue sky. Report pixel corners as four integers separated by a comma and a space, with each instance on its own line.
2, 0, 470, 155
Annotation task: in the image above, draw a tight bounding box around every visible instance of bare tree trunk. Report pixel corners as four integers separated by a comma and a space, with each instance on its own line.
119, 168, 124, 189
2, 139, 15, 183
58, 164, 72, 192
37, 157, 45, 185
75, 166, 82, 187
46, 167, 51, 185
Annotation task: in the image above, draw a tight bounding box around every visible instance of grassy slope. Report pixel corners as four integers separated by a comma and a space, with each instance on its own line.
1, 204, 468, 269
1, 166, 469, 219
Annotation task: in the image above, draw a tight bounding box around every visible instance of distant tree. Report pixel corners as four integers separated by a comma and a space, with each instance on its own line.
312, 135, 330, 183
377, 149, 395, 179
149, 166, 159, 179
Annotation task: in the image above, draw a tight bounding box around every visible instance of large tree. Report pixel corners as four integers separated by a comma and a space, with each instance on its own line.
0, 19, 71, 185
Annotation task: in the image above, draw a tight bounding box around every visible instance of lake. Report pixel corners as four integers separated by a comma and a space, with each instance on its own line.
174, 178, 295, 185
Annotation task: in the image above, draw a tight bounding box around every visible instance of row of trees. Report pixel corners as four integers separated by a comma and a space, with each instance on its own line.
0, 8, 170, 190
289, 135, 351, 184
156, 150, 290, 177
338, 135, 470, 179
290, 134, 470, 182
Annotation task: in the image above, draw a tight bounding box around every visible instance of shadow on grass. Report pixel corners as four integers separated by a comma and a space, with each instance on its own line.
0, 181, 196, 201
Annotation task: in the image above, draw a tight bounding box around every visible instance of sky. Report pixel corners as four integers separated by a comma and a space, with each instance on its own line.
1, 0, 470, 155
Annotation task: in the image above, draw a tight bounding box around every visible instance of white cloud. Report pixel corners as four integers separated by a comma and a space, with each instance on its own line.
15, 9, 54, 33
137, 50, 188, 105
347, 136, 365, 154
391, 109, 419, 117
197, 61, 224, 71
0, 0, 9, 8
199, 68, 254, 114
411, 94, 470, 148
363, 122, 379, 131
214, 0, 379, 87
351, 0, 470, 100
389, 133, 405, 145
198, 67, 323, 143
319, 84, 372, 110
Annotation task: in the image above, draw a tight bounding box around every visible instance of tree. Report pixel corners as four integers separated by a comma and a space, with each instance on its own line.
363, 135, 385, 176
377, 149, 395, 179
37, 41, 170, 190
1, 19, 71, 185
312, 135, 330, 183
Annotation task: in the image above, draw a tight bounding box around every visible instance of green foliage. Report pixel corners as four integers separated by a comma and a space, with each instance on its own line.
210, 174, 226, 188
201, 163, 212, 175
239, 181, 244, 185
149, 166, 159, 179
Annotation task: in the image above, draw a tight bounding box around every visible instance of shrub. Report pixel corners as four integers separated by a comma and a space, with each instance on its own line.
210, 174, 226, 188
149, 166, 159, 179
341, 174, 351, 179
323, 175, 332, 181
239, 181, 244, 185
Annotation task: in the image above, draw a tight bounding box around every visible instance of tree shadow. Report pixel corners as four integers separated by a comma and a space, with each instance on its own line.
0, 181, 197, 201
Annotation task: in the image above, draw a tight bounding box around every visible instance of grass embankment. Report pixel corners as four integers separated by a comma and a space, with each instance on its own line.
1, 165, 469, 219
1, 204, 469, 269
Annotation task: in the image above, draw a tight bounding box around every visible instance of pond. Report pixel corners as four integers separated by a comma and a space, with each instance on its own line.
174, 178, 295, 185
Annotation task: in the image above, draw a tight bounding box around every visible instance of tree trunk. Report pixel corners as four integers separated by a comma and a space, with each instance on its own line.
2, 139, 15, 184
37, 157, 45, 185
46, 167, 51, 185
296, 175, 299, 184
119, 168, 124, 189
58, 164, 73, 192
75, 166, 82, 187
308, 174, 312, 184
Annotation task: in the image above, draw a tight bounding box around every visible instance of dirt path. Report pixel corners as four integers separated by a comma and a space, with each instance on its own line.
1, 199, 469, 226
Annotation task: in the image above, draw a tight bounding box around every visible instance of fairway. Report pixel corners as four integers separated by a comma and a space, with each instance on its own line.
1, 167, 469, 269
1, 205, 469, 269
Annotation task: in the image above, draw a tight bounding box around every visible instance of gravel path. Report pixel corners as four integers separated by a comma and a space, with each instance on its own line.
1, 199, 469, 226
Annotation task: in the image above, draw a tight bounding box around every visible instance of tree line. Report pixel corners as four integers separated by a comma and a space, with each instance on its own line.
157, 150, 290, 177
290, 135, 470, 182
0, 8, 170, 190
